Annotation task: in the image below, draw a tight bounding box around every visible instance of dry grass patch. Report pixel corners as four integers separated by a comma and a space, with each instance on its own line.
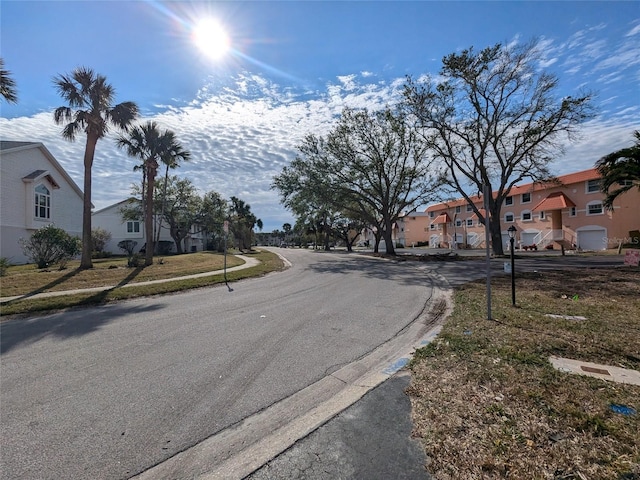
1, 250, 285, 316
409, 267, 640, 479
0, 252, 244, 297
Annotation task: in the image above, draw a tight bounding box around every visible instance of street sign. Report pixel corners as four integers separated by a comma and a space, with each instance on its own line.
223, 220, 229, 234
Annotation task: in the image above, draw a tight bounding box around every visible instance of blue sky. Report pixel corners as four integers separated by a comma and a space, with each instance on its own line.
1, 1, 638, 231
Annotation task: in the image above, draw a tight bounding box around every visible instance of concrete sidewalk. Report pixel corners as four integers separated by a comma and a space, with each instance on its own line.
0, 254, 259, 304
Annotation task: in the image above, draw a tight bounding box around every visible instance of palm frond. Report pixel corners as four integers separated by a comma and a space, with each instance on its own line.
0, 58, 18, 103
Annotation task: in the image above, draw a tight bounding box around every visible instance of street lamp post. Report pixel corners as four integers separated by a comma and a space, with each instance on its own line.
508, 225, 517, 306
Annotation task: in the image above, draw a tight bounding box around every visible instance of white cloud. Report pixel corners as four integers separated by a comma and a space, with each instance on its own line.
0, 71, 633, 232
625, 22, 640, 37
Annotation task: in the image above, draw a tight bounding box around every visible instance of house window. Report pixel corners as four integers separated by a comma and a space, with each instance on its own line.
466, 204, 473, 212
34, 184, 50, 219
587, 201, 603, 215
521, 210, 532, 221
539, 211, 545, 220
455, 206, 461, 214
570, 206, 576, 217
455, 219, 462, 227
127, 221, 141, 233
429, 211, 435, 219
618, 179, 634, 187
586, 179, 601, 193
504, 213, 514, 223
466, 219, 473, 226
521, 192, 531, 204
505, 196, 513, 206
430, 224, 436, 230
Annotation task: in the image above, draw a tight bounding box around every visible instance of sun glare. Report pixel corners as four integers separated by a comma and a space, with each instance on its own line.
193, 18, 230, 60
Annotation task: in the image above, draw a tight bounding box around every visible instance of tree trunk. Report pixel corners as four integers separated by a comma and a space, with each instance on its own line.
383, 219, 396, 255
323, 222, 331, 251
490, 213, 505, 256
154, 164, 170, 253
373, 229, 382, 253
80, 134, 98, 269
144, 159, 158, 266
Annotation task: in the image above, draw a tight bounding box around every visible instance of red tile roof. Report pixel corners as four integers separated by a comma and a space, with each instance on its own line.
532, 192, 576, 212
425, 168, 599, 212
433, 213, 451, 224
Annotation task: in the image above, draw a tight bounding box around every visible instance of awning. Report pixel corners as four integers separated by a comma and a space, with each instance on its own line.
533, 192, 576, 212
432, 213, 451, 224
470, 208, 486, 220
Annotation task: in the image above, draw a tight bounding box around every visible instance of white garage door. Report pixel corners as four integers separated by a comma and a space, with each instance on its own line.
578, 229, 606, 251
521, 231, 538, 246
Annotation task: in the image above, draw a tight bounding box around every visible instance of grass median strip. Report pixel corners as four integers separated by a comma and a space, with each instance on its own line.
408, 267, 640, 479
1, 250, 285, 317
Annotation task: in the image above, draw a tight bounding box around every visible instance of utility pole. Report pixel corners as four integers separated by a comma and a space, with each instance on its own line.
483, 184, 492, 320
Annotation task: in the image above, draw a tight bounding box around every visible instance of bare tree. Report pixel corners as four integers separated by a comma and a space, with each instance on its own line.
403, 41, 594, 255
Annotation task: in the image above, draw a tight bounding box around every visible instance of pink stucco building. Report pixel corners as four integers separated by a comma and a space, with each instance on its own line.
394, 168, 639, 251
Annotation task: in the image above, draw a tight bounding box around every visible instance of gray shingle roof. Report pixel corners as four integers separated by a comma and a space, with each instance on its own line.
0, 141, 39, 151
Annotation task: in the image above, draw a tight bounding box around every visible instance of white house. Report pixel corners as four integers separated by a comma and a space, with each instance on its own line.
92, 199, 206, 255
0, 141, 84, 264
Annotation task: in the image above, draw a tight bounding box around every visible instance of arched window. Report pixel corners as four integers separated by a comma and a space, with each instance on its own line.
34, 184, 50, 219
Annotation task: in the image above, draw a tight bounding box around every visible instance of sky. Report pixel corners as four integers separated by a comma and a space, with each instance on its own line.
1, 1, 638, 232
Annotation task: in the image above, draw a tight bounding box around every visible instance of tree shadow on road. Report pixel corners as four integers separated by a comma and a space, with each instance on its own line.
0, 301, 165, 355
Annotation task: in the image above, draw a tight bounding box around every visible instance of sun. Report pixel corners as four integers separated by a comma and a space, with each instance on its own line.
192, 18, 230, 60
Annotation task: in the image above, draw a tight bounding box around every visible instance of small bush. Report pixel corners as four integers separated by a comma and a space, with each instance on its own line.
0, 257, 10, 276
19, 224, 81, 269
117, 240, 138, 257
127, 253, 142, 268
91, 227, 112, 254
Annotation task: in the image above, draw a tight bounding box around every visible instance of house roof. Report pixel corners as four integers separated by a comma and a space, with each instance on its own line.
22, 170, 61, 189
1, 140, 86, 204
470, 208, 487, 219
532, 192, 576, 212
0, 141, 39, 151
92, 198, 139, 215
425, 168, 600, 213
432, 213, 451, 224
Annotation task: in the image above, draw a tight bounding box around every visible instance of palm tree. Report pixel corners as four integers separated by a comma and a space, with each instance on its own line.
596, 131, 640, 211
54, 67, 138, 269
117, 122, 189, 266
0, 58, 18, 103
155, 140, 190, 252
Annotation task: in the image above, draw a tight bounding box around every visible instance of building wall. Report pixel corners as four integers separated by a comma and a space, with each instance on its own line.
395, 212, 431, 247
92, 200, 181, 255
1, 144, 83, 264
411, 168, 639, 251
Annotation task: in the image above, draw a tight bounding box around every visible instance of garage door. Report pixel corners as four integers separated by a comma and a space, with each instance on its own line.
577, 229, 606, 251
521, 231, 538, 247
430, 234, 440, 248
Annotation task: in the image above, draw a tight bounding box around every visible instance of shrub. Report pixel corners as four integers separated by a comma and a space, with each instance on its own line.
127, 253, 142, 268
19, 224, 81, 269
157, 241, 173, 255
91, 227, 112, 254
117, 240, 138, 257
0, 257, 10, 276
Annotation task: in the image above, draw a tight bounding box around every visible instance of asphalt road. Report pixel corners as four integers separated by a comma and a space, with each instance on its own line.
1, 248, 440, 480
